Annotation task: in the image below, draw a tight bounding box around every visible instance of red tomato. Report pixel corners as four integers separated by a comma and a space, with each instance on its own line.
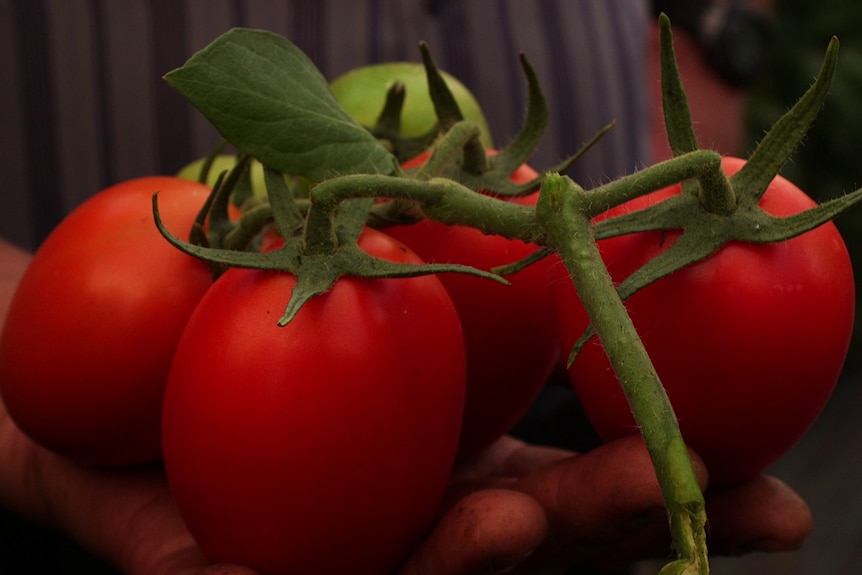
388, 151, 559, 459
0, 177, 213, 466
161, 228, 466, 575
555, 156, 855, 484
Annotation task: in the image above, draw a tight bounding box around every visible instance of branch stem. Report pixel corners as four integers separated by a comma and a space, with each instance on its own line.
537, 173, 709, 575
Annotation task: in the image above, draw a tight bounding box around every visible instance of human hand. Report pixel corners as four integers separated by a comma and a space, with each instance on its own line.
0, 239, 254, 575
399, 435, 813, 574
0, 399, 260, 575
0, 401, 811, 575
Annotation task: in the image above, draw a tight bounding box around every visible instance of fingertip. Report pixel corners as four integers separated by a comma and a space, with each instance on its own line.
509, 434, 712, 566
517, 435, 706, 526
705, 474, 813, 555
461, 489, 549, 558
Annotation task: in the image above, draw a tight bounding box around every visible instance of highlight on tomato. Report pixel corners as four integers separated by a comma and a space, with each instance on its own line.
0, 177, 214, 466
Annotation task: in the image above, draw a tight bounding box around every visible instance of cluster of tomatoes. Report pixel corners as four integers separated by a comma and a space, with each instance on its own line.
0, 163, 556, 575
0, 148, 854, 573
0, 8, 856, 565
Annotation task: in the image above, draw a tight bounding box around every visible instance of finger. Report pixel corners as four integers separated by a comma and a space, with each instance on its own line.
592, 474, 815, 566
445, 437, 576, 507
704, 474, 812, 555
498, 442, 578, 478
22, 451, 261, 575
449, 436, 574, 485
512, 435, 709, 569
397, 488, 548, 575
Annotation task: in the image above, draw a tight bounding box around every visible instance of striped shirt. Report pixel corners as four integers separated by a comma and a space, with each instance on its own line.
1, 0, 649, 251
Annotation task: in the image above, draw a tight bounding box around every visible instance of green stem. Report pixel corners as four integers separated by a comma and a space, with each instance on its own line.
306, 150, 728, 258
585, 150, 723, 218
537, 173, 708, 575
222, 202, 274, 251
304, 174, 541, 255
697, 163, 737, 217
414, 120, 485, 180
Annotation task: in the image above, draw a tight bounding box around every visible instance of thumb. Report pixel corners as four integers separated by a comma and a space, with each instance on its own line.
513, 435, 709, 569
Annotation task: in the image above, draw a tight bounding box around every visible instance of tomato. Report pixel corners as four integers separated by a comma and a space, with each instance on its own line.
330, 62, 493, 147
161, 228, 466, 575
386, 151, 559, 459
0, 177, 213, 466
555, 156, 855, 484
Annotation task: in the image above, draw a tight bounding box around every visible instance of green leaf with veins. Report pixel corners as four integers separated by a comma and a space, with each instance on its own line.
164, 27, 397, 182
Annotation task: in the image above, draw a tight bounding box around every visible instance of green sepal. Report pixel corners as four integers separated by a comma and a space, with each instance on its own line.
154, 182, 509, 328
731, 36, 840, 204
565, 33, 856, 364
264, 167, 303, 237
361, 43, 474, 164
278, 242, 508, 326
568, 180, 862, 364
658, 13, 698, 158
366, 80, 441, 163
659, 13, 736, 213
490, 54, 548, 175
386, 51, 584, 200
490, 246, 555, 277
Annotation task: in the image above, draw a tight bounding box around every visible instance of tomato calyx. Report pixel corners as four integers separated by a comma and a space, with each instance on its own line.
361, 43, 483, 164
176, 153, 278, 277
364, 44, 613, 210
156, 35, 595, 327
155, 179, 506, 326
563, 17, 862, 361
165, 144, 499, 325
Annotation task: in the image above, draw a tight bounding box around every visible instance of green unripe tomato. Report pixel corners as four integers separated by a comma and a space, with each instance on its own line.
177, 155, 268, 199
330, 62, 493, 147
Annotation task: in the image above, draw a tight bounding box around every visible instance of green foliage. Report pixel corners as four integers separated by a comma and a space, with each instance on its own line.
164, 28, 397, 182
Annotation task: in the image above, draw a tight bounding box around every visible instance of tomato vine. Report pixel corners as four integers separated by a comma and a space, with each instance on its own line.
154, 14, 862, 575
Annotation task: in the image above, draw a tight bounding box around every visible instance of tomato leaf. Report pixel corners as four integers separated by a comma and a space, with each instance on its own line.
164, 28, 397, 182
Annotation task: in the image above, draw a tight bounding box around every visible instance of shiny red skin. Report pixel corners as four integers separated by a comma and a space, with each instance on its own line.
0, 177, 213, 466
161, 228, 466, 575
387, 152, 559, 459
555, 157, 855, 484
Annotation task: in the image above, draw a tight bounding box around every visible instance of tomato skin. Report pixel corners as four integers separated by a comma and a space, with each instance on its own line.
330, 62, 494, 147
161, 228, 466, 575
387, 152, 559, 459
0, 177, 213, 466
555, 157, 855, 484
